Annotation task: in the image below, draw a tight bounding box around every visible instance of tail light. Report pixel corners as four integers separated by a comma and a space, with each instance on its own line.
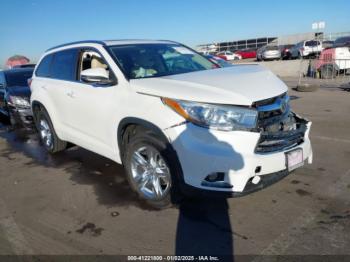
300, 47, 304, 52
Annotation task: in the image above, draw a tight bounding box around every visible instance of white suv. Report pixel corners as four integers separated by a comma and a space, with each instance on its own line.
290, 40, 323, 58
290, 40, 323, 59
30, 40, 313, 208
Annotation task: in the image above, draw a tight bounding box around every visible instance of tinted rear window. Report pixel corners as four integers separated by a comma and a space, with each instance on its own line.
305, 41, 319, 47
36, 54, 53, 77
50, 49, 78, 81
5, 70, 34, 87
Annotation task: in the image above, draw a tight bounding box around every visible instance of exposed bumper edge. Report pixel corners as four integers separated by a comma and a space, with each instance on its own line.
180, 169, 290, 198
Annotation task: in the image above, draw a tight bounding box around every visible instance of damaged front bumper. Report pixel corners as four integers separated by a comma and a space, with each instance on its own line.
167, 112, 312, 196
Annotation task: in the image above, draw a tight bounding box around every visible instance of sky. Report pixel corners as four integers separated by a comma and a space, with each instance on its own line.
1, 0, 350, 67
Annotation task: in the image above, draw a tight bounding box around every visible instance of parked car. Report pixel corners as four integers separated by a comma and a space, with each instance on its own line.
235, 49, 257, 59
280, 44, 294, 60
333, 36, 350, 48
216, 51, 241, 61
316, 37, 350, 78
256, 46, 281, 61
322, 40, 334, 49
205, 55, 233, 67
30, 40, 312, 208
290, 40, 323, 59
0, 68, 34, 127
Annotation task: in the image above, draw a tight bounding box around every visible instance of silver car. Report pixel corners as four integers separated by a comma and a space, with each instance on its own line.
256, 45, 281, 61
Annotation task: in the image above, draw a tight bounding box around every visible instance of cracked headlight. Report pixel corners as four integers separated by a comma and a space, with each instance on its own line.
162, 98, 258, 131
9, 96, 30, 108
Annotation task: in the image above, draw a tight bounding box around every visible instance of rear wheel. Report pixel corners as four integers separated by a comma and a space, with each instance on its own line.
34, 107, 67, 153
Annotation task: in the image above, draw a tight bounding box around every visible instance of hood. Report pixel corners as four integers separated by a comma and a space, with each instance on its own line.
7, 86, 31, 98
130, 65, 287, 106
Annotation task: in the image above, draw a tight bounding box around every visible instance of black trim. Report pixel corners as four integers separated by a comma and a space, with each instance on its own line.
180, 169, 290, 198
46, 40, 106, 52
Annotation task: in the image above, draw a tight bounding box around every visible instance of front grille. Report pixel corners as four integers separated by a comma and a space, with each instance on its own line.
254, 94, 307, 153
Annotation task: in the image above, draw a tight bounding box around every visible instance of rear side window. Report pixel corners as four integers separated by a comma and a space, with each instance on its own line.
36, 54, 53, 77
50, 49, 78, 81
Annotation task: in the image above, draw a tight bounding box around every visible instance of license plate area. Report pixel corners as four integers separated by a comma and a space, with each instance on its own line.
286, 148, 304, 171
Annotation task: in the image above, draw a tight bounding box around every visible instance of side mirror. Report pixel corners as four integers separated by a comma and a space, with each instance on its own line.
81, 68, 114, 85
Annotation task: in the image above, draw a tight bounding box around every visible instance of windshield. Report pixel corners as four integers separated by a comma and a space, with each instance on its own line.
108, 43, 215, 79
265, 46, 279, 51
5, 70, 33, 87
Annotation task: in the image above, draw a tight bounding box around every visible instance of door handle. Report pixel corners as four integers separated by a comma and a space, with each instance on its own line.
66, 91, 75, 98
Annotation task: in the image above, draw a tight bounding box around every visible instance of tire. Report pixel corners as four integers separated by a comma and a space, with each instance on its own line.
296, 83, 319, 92
321, 65, 337, 79
123, 126, 183, 209
34, 107, 67, 153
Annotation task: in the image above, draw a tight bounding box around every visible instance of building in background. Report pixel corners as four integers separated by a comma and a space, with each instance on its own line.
196, 31, 350, 53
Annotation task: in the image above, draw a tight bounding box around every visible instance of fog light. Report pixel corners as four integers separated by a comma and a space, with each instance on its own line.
252, 176, 261, 185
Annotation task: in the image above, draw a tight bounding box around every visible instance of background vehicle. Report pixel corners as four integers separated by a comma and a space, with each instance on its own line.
322, 40, 334, 49
280, 44, 294, 60
216, 51, 241, 61
333, 36, 350, 48
316, 37, 350, 79
235, 49, 257, 59
205, 55, 233, 67
256, 45, 281, 61
0, 68, 34, 127
290, 40, 323, 59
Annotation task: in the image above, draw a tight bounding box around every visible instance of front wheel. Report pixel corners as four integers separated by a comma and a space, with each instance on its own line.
35, 107, 67, 153
123, 127, 182, 208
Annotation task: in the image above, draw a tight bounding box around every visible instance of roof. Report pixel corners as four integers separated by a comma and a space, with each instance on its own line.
46, 39, 178, 52
2, 67, 34, 74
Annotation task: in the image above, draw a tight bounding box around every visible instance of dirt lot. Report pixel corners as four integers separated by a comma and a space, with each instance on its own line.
0, 77, 349, 259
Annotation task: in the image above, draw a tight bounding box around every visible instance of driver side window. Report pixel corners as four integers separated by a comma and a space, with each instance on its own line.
78, 50, 113, 82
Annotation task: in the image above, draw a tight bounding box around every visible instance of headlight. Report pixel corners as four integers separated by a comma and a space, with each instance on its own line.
9, 96, 30, 108
162, 98, 258, 131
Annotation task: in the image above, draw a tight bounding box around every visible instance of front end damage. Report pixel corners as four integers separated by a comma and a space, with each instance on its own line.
168, 92, 313, 196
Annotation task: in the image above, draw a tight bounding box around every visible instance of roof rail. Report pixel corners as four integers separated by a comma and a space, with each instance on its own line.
46, 40, 105, 51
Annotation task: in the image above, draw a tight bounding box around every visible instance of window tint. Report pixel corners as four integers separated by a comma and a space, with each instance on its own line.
265, 46, 279, 51
5, 70, 34, 87
0, 72, 5, 86
51, 49, 78, 81
36, 54, 53, 77
305, 40, 318, 47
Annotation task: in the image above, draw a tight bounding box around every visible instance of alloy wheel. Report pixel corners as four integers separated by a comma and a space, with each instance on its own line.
130, 145, 171, 200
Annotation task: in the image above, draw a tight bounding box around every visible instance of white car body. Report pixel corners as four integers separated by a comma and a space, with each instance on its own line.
31, 40, 312, 198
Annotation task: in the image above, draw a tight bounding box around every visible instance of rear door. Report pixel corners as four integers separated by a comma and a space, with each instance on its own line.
41, 49, 79, 131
